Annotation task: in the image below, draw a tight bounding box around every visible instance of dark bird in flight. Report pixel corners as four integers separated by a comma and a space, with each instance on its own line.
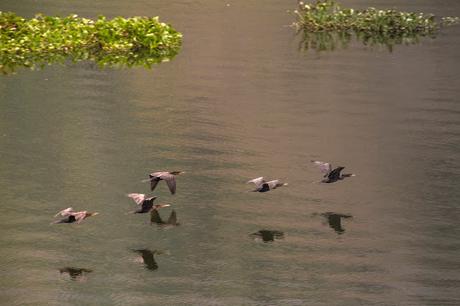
52, 208, 99, 224
151, 206, 179, 226
321, 212, 353, 234
311, 160, 355, 183
250, 230, 284, 242
146, 171, 185, 194
132, 249, 158, 270
127, 193, 159, 213
247, 177, 288, 192
59, 267, 93, 280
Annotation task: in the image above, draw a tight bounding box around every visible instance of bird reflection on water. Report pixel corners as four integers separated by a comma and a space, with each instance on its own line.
150, 207, 179, 226
59, 267, 93, 280
250, 230, 284, 242
320, 212, 353, 234
132, 249, 159, 270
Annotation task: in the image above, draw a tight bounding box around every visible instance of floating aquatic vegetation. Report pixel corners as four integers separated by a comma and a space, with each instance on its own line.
0, 12, 182, 74
292, 0, 459, 51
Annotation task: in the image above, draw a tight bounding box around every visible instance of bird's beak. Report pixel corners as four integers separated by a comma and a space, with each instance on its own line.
161, 204, 171, 208
92, 212, 99, 216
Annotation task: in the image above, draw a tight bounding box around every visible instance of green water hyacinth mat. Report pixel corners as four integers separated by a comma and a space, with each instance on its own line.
293, 0, 459, 51
0, 12, 183, 73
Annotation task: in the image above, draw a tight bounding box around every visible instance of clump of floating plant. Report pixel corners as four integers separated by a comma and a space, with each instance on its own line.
0, 12, 182, 73
292, 0, 459, 51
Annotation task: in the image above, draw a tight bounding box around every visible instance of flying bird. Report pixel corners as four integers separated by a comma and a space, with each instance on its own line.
311, 160, 355, 183
127, 193, 158, 213
250, 230, 284, 242
151, 206, 179, 226
52, 207, 98, 224
146, 171, 185, 194
59, 267, 93, 280
247, 177, 288, 192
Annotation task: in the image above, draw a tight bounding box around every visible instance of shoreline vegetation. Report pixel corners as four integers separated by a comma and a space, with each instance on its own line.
0, 12, 182, 74
292, 0, 459, 51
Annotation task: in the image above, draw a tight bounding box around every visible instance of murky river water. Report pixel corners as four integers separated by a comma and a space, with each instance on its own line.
1, 1, 459, 305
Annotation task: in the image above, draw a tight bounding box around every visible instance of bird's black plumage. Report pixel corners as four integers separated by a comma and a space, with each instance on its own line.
324, 166, 345, 183
135, 198, 156, 214
55, 215, 77, 224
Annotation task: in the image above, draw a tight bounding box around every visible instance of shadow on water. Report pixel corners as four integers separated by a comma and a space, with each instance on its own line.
150, 208, 180, 226
316, 212, 353, 235
0, 49, 179, 75
250, 230, 284, 243
298, 30, 436, 53
59, 267, 93, 281
132, 249, 159, 271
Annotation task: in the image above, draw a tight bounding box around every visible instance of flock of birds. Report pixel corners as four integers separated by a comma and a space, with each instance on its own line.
54, 161, 355, 277
53, 171, 184, 225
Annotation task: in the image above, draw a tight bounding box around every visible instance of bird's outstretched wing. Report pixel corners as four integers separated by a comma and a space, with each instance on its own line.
73, 211, 87, 224
311, 160, 332, 175
54, 207, 74, 217
150, 209, 163, 224
247, 177, 265, 188
266, 180, 282, 189
327, 167, 344, 180
167, 209, 178, 225
150, 178, 160, 191
127, 193, 146, 205
159, 173, 176, 194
